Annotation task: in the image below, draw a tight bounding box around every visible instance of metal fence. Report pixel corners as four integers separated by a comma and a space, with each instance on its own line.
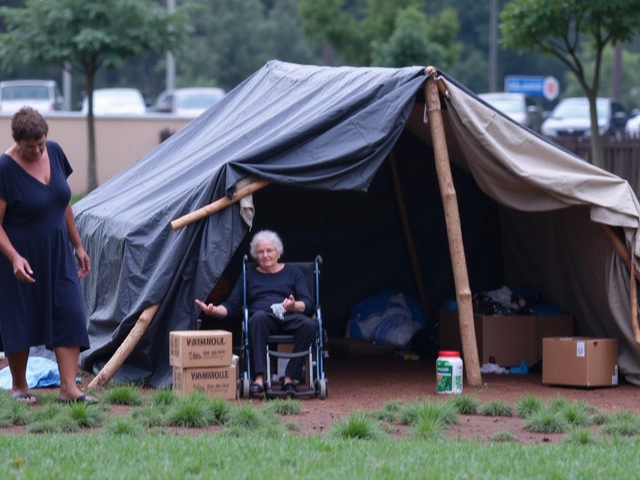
554, 135, 640, 195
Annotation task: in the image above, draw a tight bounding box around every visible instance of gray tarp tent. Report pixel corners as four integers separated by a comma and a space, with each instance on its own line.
74, 60, 640, 387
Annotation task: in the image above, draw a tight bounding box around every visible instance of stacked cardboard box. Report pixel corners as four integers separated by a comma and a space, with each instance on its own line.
170, 330, 236, 400
439, 309, 573, 368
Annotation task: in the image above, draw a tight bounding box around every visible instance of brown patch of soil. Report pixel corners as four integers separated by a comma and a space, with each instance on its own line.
1, 354, 637, 443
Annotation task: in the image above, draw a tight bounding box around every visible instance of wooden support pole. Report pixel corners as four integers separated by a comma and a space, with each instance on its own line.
601, 224, 640, 346
425, 66, 482, 387
88, 303, 160, 389
170, 179, 271, 231
388, 150, 429, 316
601, 224, 640, 283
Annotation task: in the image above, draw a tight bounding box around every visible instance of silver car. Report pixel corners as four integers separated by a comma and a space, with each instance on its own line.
478, 92, 544, 133
0, 79, 64, 114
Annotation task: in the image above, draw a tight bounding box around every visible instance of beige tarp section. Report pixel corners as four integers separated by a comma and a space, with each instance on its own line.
409, 76, 640, 381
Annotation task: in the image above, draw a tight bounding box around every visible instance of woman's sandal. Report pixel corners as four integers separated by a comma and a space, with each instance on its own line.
282, 382, 297, 394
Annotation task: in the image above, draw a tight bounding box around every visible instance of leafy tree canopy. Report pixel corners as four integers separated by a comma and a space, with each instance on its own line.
0, 0, 191, 77
500, 0, 640, 168
300, 0, 460, 68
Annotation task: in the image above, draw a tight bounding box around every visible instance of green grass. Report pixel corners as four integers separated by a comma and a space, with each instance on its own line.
524, 409, 569, 434
480, 399, 513, 417
450, 394, 480, 415
515, 395, 544, 418
330, 410, 384, 440
101, 384, 144, 406
0, 434, 639, 479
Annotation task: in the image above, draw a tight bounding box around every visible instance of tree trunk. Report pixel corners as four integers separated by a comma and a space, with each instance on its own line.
86, 73, 98, 192
587, 94, 605, 168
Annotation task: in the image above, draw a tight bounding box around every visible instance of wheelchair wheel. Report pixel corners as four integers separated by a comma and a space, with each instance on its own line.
239, 378, 251, 399
315, 378, 328, 400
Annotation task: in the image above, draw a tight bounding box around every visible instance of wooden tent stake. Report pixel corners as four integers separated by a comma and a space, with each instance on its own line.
88, 303, 160, 389
425, 66, 482, 387
388, 151, 429, 315
601, 224, 640, 346
170, 179, 271, 231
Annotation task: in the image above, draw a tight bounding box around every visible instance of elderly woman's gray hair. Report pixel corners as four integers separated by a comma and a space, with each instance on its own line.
250, 230, 284, 259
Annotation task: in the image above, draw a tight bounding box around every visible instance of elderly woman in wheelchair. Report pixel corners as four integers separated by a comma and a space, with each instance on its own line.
195, 230, 317, 397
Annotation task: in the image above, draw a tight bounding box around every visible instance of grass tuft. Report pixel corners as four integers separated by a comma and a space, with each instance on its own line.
562, 403, 592, 427
68, 403, 104, 428
562, 428, 598, 445
591, 411, 611, 425
370, 400, 403, 422
0, 399, 30, 427
165, 391, 212, 428
330, 411, 384, 440
104, 417, 144, 436
411, 415, 445, 439
601, 411, 640, 437
264, 397, 302, 416
399, 398, 458, 426
148, 389, 178, 408
131, 405, 167, 428
546, 397, 570, 413
515, 395, 544, 418
490, 431, 519, 443
479, 400, 513, 417
226, 403, 267, 430
102, 384, 144, 406
207, 397, 232, 425
450, 395, 480, 415
523, 409, 569, 434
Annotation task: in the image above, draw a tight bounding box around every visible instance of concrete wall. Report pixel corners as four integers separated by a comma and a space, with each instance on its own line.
0, 113, 191, 195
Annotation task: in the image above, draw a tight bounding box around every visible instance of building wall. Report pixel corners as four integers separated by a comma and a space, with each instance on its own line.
0, 113, 191, 195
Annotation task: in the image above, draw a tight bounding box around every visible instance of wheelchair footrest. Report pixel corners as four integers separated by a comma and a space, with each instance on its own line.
266, 386, 317, 398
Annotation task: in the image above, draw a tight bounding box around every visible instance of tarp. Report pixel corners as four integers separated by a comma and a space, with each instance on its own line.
73, 60, 640, 387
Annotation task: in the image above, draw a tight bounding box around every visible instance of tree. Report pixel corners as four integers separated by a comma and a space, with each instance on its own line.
500, 0, 640, 168
300, 0, 460, 69
563, 45, 640, 112
0, 0, 190, 192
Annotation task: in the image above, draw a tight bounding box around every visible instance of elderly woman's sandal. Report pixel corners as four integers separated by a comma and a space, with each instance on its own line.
249, 383, 264, 396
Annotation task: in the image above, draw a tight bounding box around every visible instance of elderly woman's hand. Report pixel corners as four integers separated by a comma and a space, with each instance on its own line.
283, 295, 297, 313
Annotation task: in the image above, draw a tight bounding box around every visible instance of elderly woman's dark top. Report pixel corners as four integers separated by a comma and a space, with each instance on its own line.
222, 264, 313, 318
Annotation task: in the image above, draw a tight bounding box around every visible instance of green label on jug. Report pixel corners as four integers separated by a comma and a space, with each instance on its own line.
436, 360, 453, 393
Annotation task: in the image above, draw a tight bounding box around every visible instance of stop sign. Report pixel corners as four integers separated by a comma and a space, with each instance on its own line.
543, 76, 560, 101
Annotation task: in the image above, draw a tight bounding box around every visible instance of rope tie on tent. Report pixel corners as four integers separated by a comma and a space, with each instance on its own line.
423, 104, 439, 124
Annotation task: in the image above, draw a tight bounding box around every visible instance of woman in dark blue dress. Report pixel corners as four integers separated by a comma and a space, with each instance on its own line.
0, 107, 97, 404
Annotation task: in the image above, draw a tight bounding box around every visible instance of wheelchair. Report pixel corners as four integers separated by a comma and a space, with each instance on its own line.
237, 255, 328, 399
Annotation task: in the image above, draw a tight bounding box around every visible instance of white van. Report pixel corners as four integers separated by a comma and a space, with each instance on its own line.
0, 79, 65, 115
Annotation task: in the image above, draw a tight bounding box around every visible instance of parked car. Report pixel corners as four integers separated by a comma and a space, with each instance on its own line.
149, 87, 225, 117
625, 110, 640, 136
81, 88, 147, 115
0, 79, 64, 114
478, 92, 544, 133
541, 97, 628, 140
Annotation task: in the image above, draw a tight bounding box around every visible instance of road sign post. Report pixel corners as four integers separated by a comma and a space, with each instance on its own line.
505, 75, 559, 100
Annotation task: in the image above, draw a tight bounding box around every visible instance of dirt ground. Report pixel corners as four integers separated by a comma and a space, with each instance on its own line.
1, 353, 638, 443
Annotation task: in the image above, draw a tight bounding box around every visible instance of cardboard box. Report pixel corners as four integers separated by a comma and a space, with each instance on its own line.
542, 337, 618, 387
439, 309, 537, 367
169, 330, 232, 368
536, 314, 573, 363
173, 364, 237, 400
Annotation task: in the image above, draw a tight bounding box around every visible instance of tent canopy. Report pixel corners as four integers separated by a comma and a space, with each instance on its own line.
74, 61, 640, 387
